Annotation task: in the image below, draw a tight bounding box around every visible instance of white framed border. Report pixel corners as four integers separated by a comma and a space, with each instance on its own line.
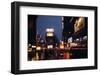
19, 6, 95, 70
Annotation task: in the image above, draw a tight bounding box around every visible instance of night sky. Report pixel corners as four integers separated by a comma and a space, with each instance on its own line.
36, 15, 62, 40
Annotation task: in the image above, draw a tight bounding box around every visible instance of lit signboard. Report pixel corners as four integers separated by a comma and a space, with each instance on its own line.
74, 17, 85, 33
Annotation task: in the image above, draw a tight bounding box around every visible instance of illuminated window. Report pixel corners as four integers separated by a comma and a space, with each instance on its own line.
47, 32, 54, 37
68, 37, 73, 43
46, 28, 54, 32
47, 45, 53, 49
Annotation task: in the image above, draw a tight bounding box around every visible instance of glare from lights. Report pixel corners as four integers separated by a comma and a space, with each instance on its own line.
32, 45, 36, 48
36, 46, 41, 50
47, 32, 53, 37
74, 17, 85, 32
76, 38, 79, 41
60, 45, 64, 49
68, 37, 73, 43
47, 45, 53, 49
46, 28, 54, 32
28, 44, 31, 47
70, 43, 77, 47
50, 29, 54, 32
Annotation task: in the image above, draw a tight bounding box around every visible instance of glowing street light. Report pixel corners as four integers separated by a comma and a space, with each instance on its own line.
32, 45, 36, 48
60, 45, 64, 49
60, 41, 64, 49
36, 46, 41, 50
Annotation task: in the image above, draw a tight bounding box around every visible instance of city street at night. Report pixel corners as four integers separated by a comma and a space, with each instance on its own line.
28, 15, 88, 61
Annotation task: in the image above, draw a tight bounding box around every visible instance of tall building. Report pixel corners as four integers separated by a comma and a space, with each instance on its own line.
28, 15, 37, 45
45, 28, 58, 46
45, 28, 58, 59
62, 17, 76, 42
62, 17, 88, 59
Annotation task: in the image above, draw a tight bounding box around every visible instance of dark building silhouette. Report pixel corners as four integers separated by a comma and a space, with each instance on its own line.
62, 17, 88, 59
28, 15, 37, 45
